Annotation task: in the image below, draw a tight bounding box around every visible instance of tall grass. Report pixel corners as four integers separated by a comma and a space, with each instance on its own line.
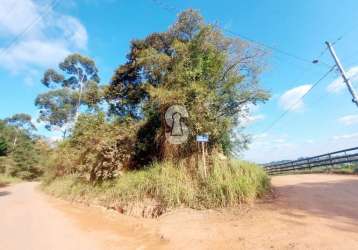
201, 159, 269, 207
42, 158, 270, 213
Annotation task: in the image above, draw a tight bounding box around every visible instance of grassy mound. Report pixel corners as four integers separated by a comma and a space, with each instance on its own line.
42, 159, 269, 215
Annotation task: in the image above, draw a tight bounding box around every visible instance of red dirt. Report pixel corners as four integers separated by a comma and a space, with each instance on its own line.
2, 174, 358, 249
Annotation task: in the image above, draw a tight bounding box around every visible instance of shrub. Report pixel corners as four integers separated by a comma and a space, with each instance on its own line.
47, 113, 137, 182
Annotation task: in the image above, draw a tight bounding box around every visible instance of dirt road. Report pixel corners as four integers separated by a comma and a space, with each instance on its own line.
0, 182, 165, 250
2, 174, 358, 249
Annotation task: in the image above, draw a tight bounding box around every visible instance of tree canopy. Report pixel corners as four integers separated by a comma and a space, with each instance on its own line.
0, 115, 45, 179
4, 113, 36, 133
34, 9, 270, 182
35, 53, 102, 135
106, 9, 269, 161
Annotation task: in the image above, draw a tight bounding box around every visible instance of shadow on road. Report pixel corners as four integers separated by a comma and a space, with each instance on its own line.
273, 177, 358, 233
0, 191, 10, 196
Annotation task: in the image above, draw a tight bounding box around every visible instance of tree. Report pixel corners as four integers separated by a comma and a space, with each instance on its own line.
0, 117, 44, 179
36, 53, 102, 135
4, 113, 36, 132
4, 113, 36, 148
106, 9, 269, 164
35, 89, 78, 137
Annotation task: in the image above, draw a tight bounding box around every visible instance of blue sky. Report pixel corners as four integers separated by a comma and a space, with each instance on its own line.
0, 0, 358, 163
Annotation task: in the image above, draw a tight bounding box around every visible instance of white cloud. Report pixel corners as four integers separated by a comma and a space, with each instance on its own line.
243, 131, 358, 163
239, 114, 265, 126
0, 0, 41, 37
243, 133, 295, 163
252, 133, 268, 140
238, 104, 265, 127
0, 0, 88, 73
2, 40, 70, 72
333, 133, 358, 140
279, 84, 312, 111
273, 138, 286, 143
55, 15, 88, 49
338, 115, 358, 126
327, 66, 358, 93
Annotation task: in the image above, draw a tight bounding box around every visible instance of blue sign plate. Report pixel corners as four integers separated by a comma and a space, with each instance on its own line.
196, 134, 209, 142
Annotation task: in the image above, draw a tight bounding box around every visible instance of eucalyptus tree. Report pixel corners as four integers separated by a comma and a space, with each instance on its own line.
4, 113, 36, 131
0, 117, 43, 179
35, 53, 102, 136
4, 113, 36, 148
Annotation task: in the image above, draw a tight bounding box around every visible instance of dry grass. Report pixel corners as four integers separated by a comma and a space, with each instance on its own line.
42, 157, 269, 215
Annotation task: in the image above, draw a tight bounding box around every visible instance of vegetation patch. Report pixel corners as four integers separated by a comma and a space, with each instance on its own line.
0, 174, 21, 187
42, 158, 269, 217
272, 163, 358, 176
34, 9, 271, 217
0, 115, 49, 181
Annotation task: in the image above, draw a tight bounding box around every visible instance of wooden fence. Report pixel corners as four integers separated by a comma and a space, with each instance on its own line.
264, 147, 358, 174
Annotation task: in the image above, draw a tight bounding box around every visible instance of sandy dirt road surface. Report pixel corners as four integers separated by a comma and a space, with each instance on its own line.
1, 174, 358, 250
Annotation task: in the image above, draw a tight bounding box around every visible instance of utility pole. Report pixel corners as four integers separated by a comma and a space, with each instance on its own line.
325, 41, 358, 107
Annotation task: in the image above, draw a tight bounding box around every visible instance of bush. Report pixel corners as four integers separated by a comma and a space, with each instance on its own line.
0, 119, 48, 180
40, 9, 271, 217
46, 113, 137, 182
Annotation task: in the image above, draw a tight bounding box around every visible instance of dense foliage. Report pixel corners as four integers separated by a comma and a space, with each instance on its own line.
105, 9, 268, 165
0, 116, 48, 180
42, 10, 269, 184
38, 9, 269, 185
0, 137, 7, 156
45, 113, 137, 182
0, 9, 271, 214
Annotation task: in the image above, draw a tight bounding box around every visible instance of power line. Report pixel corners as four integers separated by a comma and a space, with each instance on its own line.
222, 28, 320, 66
148, 0, 338, 130
151, 0, 178, 12
0, 0, 60, 57
315, 36, 344, 62
148, 0, 329, 68
315, 24, 358, 62
260, 65, 336, 134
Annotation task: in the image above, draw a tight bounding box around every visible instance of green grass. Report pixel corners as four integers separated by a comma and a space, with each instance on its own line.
271, 164, 358, 176
0, 174, 21, 187
329, 164, 358, 174
42, 158, 269, 214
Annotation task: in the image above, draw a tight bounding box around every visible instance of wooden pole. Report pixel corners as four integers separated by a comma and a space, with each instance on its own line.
202, 142, 207, 178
